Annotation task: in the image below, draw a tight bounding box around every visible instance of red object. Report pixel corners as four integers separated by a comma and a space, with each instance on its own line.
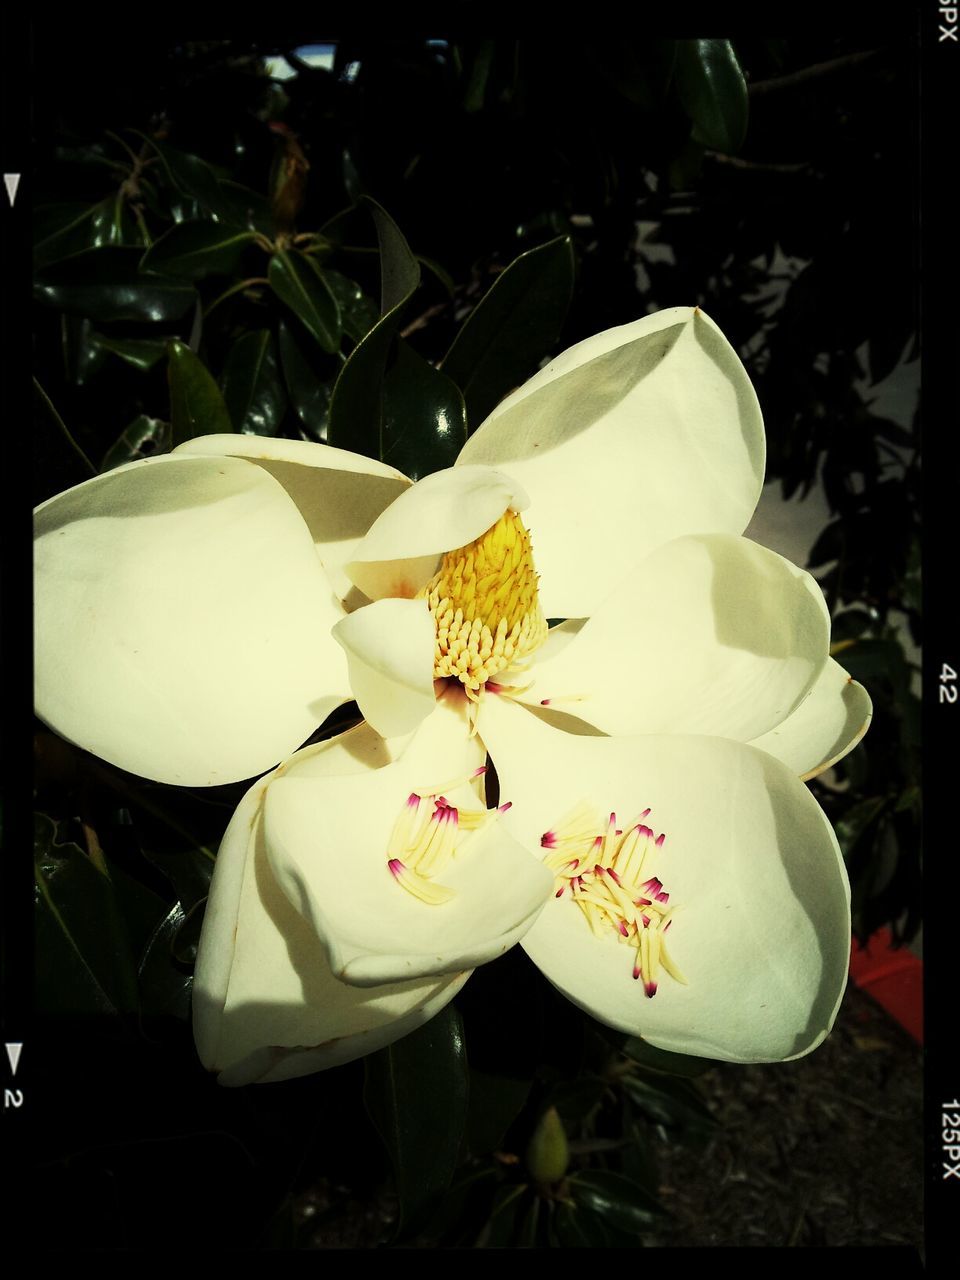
848, 926, 923, 1043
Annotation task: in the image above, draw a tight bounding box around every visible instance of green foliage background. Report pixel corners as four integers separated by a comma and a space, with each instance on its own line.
32, 34, 920, 1249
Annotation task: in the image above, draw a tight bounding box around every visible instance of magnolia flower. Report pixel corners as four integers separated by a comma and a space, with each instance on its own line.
34, 307, 871, 1084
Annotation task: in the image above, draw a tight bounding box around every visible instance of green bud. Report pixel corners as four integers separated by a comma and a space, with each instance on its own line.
525, 1106, 569, 1186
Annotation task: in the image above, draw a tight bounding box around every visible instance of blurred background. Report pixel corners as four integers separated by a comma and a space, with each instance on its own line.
31, 33, 922, 1250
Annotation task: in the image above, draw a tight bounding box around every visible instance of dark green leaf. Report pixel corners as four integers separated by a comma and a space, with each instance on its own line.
467, 1070, 531, 1156
278, 319, 333, 440
623, 1036, 717, 1077
35, 813, 140, 1016
269, 248, 341, 352
363, 1004, 469, 1234
141, 220, 257, 280
138, 134, 235, 223
101, 415, 172, 471
35, 247, 197, 323
568, 1169, 663, 1233
221, 329, 287, 435
327, 200, 421, 460
167, 340, 232, 445
138, 902, 194, 1022
553, 1201, 610, 1248
217, 180, 275, 236
321, 267, 380, 342
34, 196, 136, 269
62, 315, 106, 387
675, 39, 748, 153
381, 339, 467, 479
441, 236, 575, 430
621, 1069, 717, 1135
92, 334, 168, 373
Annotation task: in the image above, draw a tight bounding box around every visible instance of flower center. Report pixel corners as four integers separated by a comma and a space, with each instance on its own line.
418, 509, 548, 698
542, 801, 688, 998
385, 767, 512, 905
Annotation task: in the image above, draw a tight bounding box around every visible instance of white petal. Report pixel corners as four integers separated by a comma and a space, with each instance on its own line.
346, 464, 529, 602
749, 658, 873, 780
478, 694, 850, 1063
176, 434, 410, 603
262, 692, 552, 987
457, 308, 766, 617
523, 534, 830, 744
193, 719, 470, 1086
332, 597, 437, 737
34, 454, 350, 786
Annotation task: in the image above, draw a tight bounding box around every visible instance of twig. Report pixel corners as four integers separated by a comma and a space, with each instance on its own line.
749, 50, 881, 96
33, 378, 97, 476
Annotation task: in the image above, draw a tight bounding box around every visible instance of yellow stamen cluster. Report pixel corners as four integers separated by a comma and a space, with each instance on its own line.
419, 509, 548, 699
385, 769, 499, 906
542, 801, 687, 998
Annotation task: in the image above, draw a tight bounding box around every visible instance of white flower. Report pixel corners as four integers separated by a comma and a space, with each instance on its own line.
34, 307, 870, 1083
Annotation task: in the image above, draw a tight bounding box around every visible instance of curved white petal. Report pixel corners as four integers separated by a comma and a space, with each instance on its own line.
176, 434, 410, 603
522, 534, 830, 744
34, 454, 350, 786
457, 308, 766, 617
346, 464, 529, 602
478, 694, 850, 1063
749, 658, 873, 780
332, 597, 437, 737
263, 693, 553, 987
193, 718, 471, 1086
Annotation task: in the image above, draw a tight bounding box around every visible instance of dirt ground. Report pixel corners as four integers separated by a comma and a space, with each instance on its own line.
646, 980, 923, 1250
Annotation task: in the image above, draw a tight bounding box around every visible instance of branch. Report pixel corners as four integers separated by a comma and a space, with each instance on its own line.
749, 49, 881, 96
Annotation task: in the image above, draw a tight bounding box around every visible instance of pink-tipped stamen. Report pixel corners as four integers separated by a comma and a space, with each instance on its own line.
655, 833, 665, 848
644, 981, 658, 999
498, 801, 513, 814
388, 858, 406, 877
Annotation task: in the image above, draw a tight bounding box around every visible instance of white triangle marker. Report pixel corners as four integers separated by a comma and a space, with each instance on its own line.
4, 174, 21, 206
5, 1042, 22, 1075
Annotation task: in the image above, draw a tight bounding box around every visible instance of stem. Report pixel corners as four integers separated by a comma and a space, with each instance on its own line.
203, 276, 270, 319
33, 378, 97, 476
749, 50, 880, 96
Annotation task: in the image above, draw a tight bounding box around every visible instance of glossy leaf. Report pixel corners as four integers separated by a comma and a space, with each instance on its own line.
622, 1070, 717, 1138
62, 315, 106, 387
381, 338, 467, 479
363, 1003, 469, 1234
269, 248, 341, 352
623, 1036, 717, 1078
221, 329, 287, 435
327, 199, 421, 459
467, 1070, 531, 1157
140, 220, 257, 280
568, 1169, 662, 1234
35, 247, 197, 323
93, 334, 168, 372
139, 134, 235, 223
101, 415, 172, 471
277, 319, 333, 440
552, 1201, 610, 1248
34, 196, 136, 269
167, 339, 232, 445
675, 39, 748, 153
138, 901, 194, 1022
217, 180, 275, 236
320, 267, 379, 342
441, 235, 575, 430
34, 813, 142, 1016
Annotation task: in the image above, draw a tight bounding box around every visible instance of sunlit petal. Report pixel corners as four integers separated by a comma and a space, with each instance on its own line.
521, 534, 829, 744
263, 692, 553, 986
332, 597, 437, 737
478, 694, 850, 1062
34, 454, 350, 786
193, 718, 471, 1086
176, 434, 410, 604
346, 464, 529, 602
458, 308, 765, 616
749, 658, 873, 780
